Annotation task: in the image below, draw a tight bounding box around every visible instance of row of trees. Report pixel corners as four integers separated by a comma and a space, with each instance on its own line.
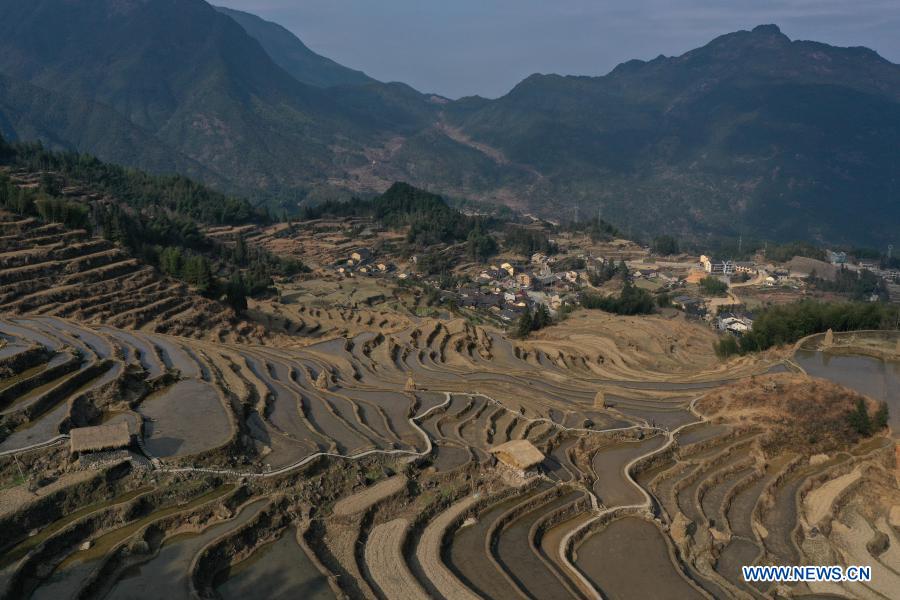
516, 304, 552, 338
299, 182, 497, 252
1, 142, 304, 313
504, 226, 556, 256
0, 176, 91, 231
561, 216, 619, 242
699, 276, 729, 296
715, 300, 900, 357
808, 267, 887, 301
582, 280, 655, 315
466, 228, 499, 262
651, 235, 679, 256
847, 398, 889, 437
159, 247, 265, 313
588, 260, 628, 286
11, 142, 264, 225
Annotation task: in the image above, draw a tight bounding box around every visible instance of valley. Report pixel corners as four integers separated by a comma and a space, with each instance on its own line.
0, 256, 897, 599
0, 2, 898, 598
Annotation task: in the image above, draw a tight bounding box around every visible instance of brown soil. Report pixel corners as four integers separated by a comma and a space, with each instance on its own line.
697, 374, 884, 455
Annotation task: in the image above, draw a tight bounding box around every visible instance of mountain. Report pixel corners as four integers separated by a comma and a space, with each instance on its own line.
0, 71, 218, 183
215, 6, 376, 88
0, 2, 897, 246
0, 0, 436, 204
438, 25, 900, 245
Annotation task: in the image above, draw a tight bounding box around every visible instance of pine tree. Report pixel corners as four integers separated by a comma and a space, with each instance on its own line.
159, 247, 183, 277
234, 236, 247, 263
534, 303, 551, 330
226, 274, 248, 314
848, 398, 872, 436
874, 402, 889, 430
516, 306, 534, 338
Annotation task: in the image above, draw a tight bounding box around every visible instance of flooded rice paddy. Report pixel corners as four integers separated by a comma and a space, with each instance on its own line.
575, 517, 704, 600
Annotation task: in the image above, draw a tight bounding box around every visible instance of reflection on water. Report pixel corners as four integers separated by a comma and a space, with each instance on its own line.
576, 517, 704, 600
794, 350, 900, 435
216, 527, 334, 600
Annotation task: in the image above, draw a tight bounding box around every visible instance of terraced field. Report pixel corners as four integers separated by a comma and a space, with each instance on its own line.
1, 306, 895, 599
0, 214, 244, 341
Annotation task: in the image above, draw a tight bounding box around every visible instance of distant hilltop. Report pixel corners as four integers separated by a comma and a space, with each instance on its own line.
0, 0, 898, 245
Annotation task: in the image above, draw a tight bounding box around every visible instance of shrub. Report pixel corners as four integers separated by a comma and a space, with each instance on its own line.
699, 276, 728, 296
582, 280, 655, 315
714, 336, 740, 359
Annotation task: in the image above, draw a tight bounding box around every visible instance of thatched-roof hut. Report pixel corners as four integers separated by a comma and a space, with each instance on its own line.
490, 439, 544, 477
70, 422, 132, 454
315, 370, 330, 390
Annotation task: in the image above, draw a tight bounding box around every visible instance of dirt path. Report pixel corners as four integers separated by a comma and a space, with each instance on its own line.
0, 469, 95, 517
415, 495, 481, 600
831, 510, 900, 599
365, 518, 429, 600
333, 475, 407, 517
803, 467, 861, 526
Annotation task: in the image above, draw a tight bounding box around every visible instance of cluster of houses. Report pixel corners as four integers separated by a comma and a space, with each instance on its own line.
432, 253, 619, 323
331, 244, 772, 334
699, 255, 757, 276
335, 248, 395, 277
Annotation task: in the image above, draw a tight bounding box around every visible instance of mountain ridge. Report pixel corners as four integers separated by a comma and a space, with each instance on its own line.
214, 5, 377, 89
0, 2, 896, 246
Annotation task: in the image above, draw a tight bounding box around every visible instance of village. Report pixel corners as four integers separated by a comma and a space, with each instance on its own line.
325, 227, 900, 339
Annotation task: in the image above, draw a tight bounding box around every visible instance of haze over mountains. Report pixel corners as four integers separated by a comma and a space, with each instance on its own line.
0, 0, 897, 246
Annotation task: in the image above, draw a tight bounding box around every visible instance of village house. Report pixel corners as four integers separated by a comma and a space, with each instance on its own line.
533, 274, 556, 290
717, 313, 754, 335
700, 255, 736, 275
672, 295, 706, 317
734, 261, 757, 275
350, 249, 372, 263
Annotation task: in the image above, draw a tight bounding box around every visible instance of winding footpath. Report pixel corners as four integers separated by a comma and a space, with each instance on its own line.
0, 378, 753, 599
555, 390, 716, 600
156, 389, 659, 478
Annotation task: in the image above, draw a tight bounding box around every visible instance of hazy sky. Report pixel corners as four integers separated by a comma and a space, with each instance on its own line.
215, 0, 900, 98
